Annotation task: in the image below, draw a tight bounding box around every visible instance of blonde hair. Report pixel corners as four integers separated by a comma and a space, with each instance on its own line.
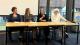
51, 8, 60, 16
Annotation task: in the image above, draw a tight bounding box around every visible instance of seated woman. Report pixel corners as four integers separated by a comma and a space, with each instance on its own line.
7, 7, 22, 41
51, 8, 69, 41
24, 8, 34, 22
24, 8, 36, 43
37, 8, 50, 41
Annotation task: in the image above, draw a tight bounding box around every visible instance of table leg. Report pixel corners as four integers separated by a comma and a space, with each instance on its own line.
61, 26, 65, 45
64, 26, 66, 45
26, 27, 29, 45
6, 28, 7, 45
32, 29, 36, 45
77, 24, 79, 45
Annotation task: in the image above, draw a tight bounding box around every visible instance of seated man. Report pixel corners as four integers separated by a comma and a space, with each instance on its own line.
7, 7, 22, 41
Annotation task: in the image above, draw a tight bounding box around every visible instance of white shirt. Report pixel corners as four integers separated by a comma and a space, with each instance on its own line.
51, 14, 67, 22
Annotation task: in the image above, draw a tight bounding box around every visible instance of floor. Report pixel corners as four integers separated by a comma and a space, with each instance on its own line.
0, 32, 80, 45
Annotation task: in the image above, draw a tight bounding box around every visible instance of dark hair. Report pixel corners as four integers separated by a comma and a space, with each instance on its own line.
11, 7, 17, 12
39, 8, 45, 16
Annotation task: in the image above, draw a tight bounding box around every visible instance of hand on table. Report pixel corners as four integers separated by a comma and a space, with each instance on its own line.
65, 21, 71, 23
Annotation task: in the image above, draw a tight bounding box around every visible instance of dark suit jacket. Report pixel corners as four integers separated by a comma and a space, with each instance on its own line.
8, 14, 21, 22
